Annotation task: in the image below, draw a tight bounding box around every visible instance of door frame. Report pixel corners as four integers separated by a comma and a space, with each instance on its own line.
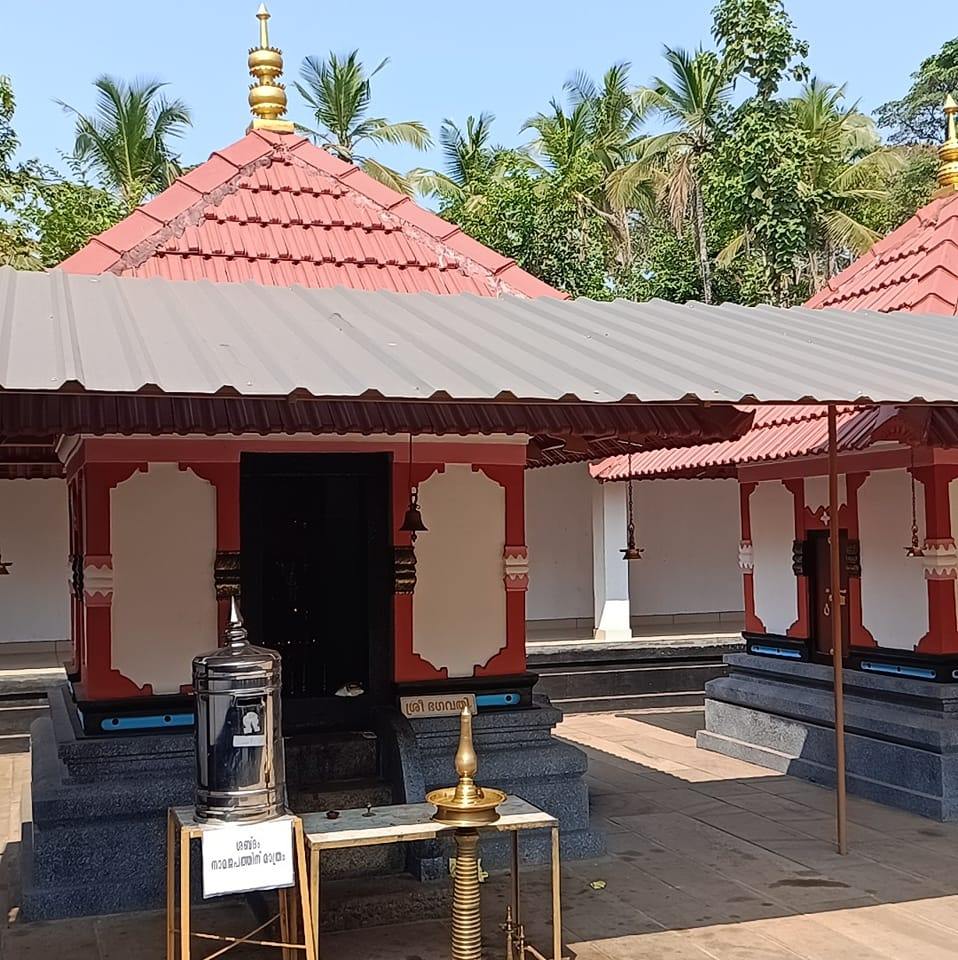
239, 451, 393, 730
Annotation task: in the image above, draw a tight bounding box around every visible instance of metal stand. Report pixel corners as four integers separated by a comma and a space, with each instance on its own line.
166, 808, 316, 960
304, 797, 563, 960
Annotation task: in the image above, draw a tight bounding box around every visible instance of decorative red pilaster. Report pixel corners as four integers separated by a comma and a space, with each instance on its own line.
915, 464, 958, 654
474, 464, 527, 677
74, 462, 150, 701
393, 461, 446, 683
844, 473, 875, 648
182, 462, 240, 639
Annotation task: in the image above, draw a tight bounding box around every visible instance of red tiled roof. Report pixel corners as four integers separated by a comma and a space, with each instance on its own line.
590, 405, 893, 481
60, 129, 566, 300
805, 191, 958, 315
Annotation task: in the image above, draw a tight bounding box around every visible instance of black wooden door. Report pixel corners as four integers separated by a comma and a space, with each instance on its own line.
807, 529, 849, 657
240, 453, 391, 721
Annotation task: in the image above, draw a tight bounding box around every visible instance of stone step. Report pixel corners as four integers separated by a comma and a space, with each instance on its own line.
284, 731, 379, 785
552, 690, 706, 714
0, 701, 48, 735
535, 661, 726, 702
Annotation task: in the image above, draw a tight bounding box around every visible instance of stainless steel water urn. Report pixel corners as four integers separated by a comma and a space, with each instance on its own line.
192, 598, 287, 822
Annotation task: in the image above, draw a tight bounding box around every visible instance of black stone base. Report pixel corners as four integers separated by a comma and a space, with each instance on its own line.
382, 694, 604, 881
699, 653, 958, 820
23, 685, 602, 920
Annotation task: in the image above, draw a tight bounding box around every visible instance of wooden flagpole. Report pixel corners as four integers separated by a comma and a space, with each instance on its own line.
827, 404, 849, 855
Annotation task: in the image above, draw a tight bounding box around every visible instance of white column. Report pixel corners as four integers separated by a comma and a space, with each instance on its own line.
592, 482, 632, 641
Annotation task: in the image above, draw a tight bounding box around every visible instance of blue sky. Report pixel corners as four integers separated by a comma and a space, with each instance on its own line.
7, 1, 950, 178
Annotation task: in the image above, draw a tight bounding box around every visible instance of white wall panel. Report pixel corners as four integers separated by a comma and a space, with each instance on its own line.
629, 480, 743, 616
525, 463, 594, 621
751, 481, 797, 635
111, 464, 218, 693
0, 479, 69, 643
413, 465, 506, 677
859, 469, 927, 649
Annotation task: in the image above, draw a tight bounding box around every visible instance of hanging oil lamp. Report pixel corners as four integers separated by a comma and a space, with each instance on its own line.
0, 543, 11, 575
399, 433, 428, 541
905, 456, 924, 558
621, 449, 643, 561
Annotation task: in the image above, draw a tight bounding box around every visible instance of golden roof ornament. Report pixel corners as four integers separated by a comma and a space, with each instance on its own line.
247, 4, 294, 133
936, 94, 958, 196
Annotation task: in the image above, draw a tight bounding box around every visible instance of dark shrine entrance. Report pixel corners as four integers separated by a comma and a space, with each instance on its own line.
240, 452, 392, 729
807, 529, 850, 658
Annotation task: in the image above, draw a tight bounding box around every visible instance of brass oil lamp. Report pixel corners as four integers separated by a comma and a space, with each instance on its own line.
427, 707, 506, 960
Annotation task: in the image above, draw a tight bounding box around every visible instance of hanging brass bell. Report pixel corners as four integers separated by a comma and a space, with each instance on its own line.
400, 489, 428, 536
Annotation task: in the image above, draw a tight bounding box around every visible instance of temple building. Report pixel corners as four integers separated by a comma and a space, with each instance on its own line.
0, 8, 755, 920
579, 102, 958, 821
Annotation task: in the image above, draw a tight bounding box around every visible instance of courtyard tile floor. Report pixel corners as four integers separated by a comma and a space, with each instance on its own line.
5, 708, 958, 957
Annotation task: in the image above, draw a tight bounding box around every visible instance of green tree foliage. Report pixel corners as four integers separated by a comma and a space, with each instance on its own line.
295, 51, 431, 194
60, 75, 192, 212
25, 176, 124, 266
0, 76, 41, 269
875, 38, 958, 144
711, 0, 809, 99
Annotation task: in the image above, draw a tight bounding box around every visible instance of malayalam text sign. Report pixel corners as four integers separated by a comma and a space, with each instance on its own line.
399, 693, 476, 719
201, 818, 294, 898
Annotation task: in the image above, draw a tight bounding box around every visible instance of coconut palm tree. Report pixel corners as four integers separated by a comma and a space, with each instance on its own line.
792, 79, 904, 289
412, 113, 506, 208
295, 51, 431, 195
59, 76, 191, 212
612, 47, 731, 303
523, 63, 654, 265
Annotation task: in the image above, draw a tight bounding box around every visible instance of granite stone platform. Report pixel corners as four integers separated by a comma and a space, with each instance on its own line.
698, 653, 958, 820
21, 685, 601, 919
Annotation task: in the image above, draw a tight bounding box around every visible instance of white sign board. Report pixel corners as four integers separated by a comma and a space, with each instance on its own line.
201, 818, 294, 898
399, 693, 477, 719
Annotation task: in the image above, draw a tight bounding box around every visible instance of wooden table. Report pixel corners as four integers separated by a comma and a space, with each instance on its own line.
166, 808, 316, 960
302, 795, 562, 959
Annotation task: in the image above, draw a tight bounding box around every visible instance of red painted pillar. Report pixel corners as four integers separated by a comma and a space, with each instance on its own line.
915, 464, 958, 654
182, 462, 240, 639
76, 461, 148, 701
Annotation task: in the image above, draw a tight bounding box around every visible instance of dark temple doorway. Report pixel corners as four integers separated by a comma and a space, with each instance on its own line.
240, 452, 392, 729
807, 529, 850, 659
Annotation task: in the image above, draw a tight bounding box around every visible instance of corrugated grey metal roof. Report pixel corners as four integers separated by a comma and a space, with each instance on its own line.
1, 267, 957, 404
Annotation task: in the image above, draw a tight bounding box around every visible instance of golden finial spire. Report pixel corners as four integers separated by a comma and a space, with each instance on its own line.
936, 94, 958, 196
247, 4, 294, 133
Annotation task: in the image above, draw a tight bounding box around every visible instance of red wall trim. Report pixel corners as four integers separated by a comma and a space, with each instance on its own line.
393, 461, 447, 684
915, 465, 958, 654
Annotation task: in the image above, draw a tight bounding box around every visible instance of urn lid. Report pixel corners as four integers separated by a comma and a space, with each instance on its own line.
192, 597, 281, 681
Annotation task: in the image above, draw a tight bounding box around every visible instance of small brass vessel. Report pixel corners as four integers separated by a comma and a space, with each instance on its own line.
427, 707, 506, 826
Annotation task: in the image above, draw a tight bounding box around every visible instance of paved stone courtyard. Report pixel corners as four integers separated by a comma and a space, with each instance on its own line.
6, 708, 958, 958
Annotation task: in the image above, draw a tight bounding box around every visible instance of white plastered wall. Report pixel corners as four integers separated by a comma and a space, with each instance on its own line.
413, 464, 506, 677
0, 479, 69, 643
111, 463, 218, 693
628, 479, 743, 617
750, 480, 798, 635
525, 463, 594, 621
859, 469, 927, 649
